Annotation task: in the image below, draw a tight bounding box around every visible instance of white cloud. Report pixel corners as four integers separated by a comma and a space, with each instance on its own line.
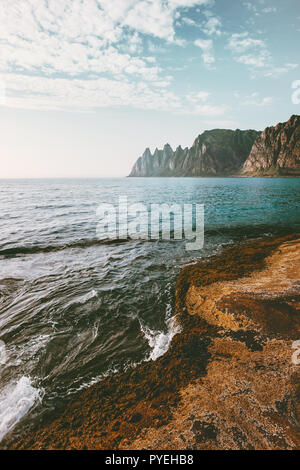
194, 38, 215, 67
187, 91, 211, 102
180, 9, 221, 36
237, 53, 270, 68
169, 0, 212, 8
105, 0, 213, 42
263, 63, 299, 78
183, 90, 228, 116
227, 33, 267, 57
1, 72, 181, 112
181, 16, 198, 26
202, 16, 222, 36
241, 93, 273, 106
262, 7, 277, 14
244, 2, 277, 15
1, 72, 229, 118
243, 2, 258, 14
0, 0, 215, 112
178, 103, 228, 116
227, 32, 298, 78
0, 1, 162, 80
191, 103, 228, 116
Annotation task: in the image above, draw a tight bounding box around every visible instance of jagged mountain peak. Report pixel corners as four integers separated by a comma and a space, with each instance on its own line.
129, 116, 300, 178
163, 143, 173, 150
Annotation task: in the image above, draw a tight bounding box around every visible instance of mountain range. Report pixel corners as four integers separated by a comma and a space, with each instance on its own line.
129, 115, 300, 177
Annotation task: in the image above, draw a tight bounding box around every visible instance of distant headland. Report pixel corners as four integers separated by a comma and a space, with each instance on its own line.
129, 115, 300, 177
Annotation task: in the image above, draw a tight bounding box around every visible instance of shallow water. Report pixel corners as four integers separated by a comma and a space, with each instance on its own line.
0, 177, 299, 444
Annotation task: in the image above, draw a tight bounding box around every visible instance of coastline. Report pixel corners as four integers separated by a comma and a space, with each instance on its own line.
128, 175, 300, 178
5, 233, 300, 450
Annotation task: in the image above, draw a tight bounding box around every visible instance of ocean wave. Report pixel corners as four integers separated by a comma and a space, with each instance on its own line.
64, 289, 98, 308
0, 377, 43, 442
140, 316, 181, 361
1, 223, 296, 258
68, 316, 181, 397
0, 238, 131, 257
6, 334, 51, 368
66, 365, 120, 396
78, 289, 98, 303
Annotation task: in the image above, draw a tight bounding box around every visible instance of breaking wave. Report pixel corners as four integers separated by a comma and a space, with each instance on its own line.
0, 238, 130, 257
0, 377, 43, 442
140, 316, 181, 361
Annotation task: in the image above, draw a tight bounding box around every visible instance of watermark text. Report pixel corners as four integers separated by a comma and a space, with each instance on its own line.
96, 197, 204, 251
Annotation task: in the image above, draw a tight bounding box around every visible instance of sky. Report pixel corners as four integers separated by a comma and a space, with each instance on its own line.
0, 0, 299, 178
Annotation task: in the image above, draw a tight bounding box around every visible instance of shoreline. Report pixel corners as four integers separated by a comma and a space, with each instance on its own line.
5, 233, 300, 450
127, 175, 300, 178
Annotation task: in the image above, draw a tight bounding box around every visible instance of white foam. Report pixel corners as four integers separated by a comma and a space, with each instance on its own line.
80, 289, 98, 303
141, 316, 181, 361
6, 334, 51, 368
0, 340, 6, 365
65, 289, 98, 308
0, 376, 43, 442
67, 365, 120, 395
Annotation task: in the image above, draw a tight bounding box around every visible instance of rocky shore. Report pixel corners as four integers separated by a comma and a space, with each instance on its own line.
7, 234, 300, 450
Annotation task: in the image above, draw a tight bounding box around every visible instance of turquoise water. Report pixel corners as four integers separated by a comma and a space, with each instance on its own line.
0, 177, 299, 444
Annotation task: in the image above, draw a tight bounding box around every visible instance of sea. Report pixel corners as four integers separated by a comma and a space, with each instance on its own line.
0, 177, 299, 445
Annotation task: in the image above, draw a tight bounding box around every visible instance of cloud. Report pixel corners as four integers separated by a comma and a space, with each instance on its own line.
191, 103, 228, 116
241, 92, 273, 106
227, 32, 298, 78
179, 103, 229, 116
243, 2, 258, 14
227, 33, 268, 59
1, 72, 181, 112
184, 90, 228, 116
123, 0, 212, 42
263, 63, 299, 78
244, 2, 277, 15
194, 38, 215, 67
2, 72, 228, 119
262, 7, 277, 13
179, 10, 221, 38
0, 0, 215, 112
227, 32, 271, 72
202, 14, 222, 36
0, 1, 162, 80
180, 16, 198, 26
187, 91, 211, 102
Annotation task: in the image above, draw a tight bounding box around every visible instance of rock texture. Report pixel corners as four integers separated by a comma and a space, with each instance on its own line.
5, 234, 300, 450
243, 115, 300, 176
125, 236, 300, 450
129, 129, 260, 177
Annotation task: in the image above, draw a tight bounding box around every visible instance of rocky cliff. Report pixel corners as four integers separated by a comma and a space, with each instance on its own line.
129, 115, 300, 177
129, 129, 260, 177
243, 115, 300, 176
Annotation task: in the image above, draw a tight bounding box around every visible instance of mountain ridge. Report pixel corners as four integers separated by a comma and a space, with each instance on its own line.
129, 115, 300, 177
